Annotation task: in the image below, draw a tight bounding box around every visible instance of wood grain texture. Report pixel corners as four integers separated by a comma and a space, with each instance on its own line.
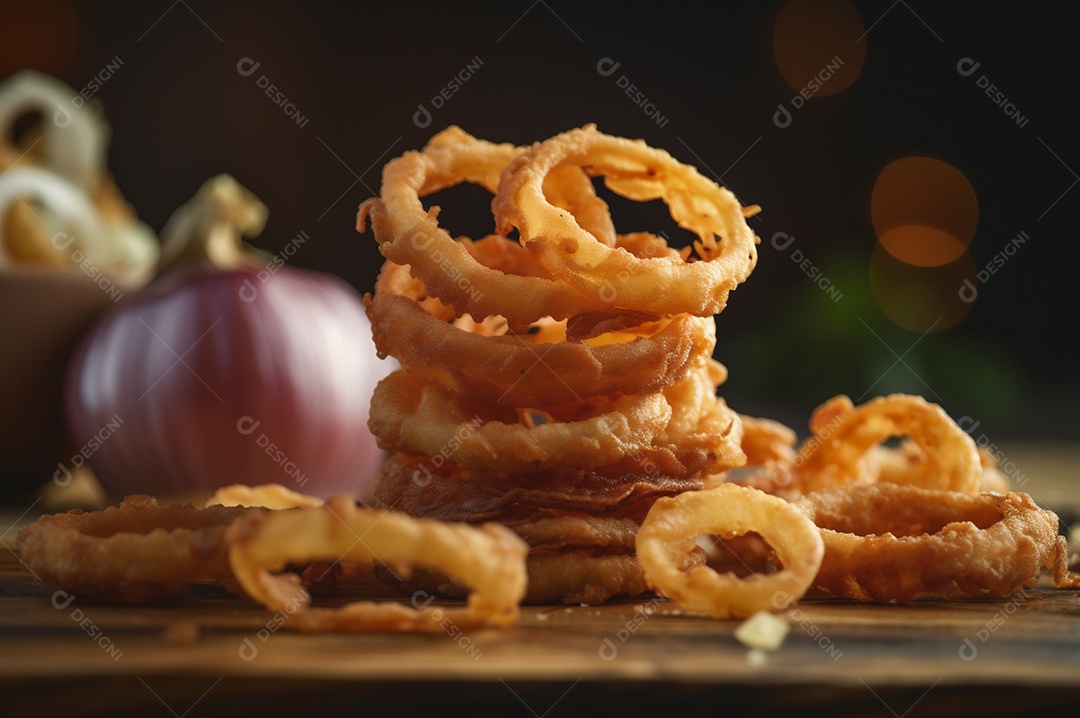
2, 545, 1079, 687
2, 443, 1079, 714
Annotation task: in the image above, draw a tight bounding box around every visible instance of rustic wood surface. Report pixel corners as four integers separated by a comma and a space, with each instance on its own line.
1, 441, 1078, 715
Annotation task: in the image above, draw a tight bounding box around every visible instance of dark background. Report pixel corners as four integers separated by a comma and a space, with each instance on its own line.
3, 0, 1077, 439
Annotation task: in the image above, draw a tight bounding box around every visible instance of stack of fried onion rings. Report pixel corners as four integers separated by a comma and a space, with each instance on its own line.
360, 125, 759, 604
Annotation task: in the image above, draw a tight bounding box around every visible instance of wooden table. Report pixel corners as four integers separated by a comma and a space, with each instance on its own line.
2, 442, 1079, 716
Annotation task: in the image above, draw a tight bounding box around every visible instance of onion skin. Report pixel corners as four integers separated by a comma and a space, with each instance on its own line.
65, 266, 390, 498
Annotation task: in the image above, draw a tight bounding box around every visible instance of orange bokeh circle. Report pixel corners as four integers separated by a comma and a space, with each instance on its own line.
872, 157, 979, 268
773, 0, 866, 97
876, 225, 969, 268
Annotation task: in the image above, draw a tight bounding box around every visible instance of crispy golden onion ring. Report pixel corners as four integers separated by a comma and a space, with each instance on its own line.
525, 553, 649, 605
636, 484, 824, 618
373, 453, 715, 524
205, 484, 323, 510
369, 360, 742, 476
227, 496, 528, 631
493, 124, 758, 317
655, 361, 746, 476
796, 484, 1080, 601
358, 126, 614, 328
796, 395, 982, 495
366, 287, 715, 407
16, 496, 254, 602
738, 415, 797, 467
505, 515, 642, 552
369, 370, 672, 472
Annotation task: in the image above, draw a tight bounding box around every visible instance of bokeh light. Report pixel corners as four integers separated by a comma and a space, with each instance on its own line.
869, 155, 980, 331
875, 225, 969, 268
773, 0, 865, 96
871, 156, 978, 267
869, 242, 976, 332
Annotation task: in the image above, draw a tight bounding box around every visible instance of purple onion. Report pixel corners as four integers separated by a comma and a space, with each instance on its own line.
65, 265, 391, 498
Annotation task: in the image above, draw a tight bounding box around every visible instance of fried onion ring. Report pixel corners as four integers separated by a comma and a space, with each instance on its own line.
524, 553, 649, 605
796, 483, 1080, 600
205, 483, 323, 510
636, 484, 824, 618
493, 124, 758, 317
367, 287, 714, 407
369, 360, 742, 477
16, 496, 254, 602
796, 395, 982, 495
370, 370, 674, 472
653, 361, 746, 476
737, 395, 983, 499
738, 415, 797, 467
358, 126, 612, 328
504, 515, 642, 552
373, 453, 713, 523
227, 496, 528, 631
